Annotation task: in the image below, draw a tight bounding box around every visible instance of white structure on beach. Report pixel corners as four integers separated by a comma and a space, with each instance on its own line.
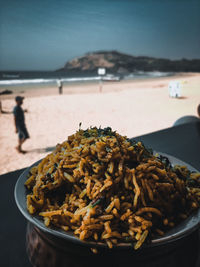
168, 81, 181, 98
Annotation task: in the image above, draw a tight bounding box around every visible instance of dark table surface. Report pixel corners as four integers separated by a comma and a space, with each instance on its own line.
0, 121, 200, 267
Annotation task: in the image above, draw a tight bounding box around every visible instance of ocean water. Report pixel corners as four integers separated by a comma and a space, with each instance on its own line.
0, 71, 173, 88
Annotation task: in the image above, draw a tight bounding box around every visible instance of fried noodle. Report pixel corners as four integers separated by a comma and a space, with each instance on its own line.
25, 127, 200, 250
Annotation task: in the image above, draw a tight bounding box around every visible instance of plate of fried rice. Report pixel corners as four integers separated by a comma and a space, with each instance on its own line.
15, 127, 200, 252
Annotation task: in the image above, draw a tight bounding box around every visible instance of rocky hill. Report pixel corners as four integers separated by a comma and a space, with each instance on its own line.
58, 51, 200, 74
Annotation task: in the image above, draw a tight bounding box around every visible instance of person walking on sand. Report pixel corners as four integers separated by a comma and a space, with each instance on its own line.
57, 79, 63, 94
13, 96, 30, 153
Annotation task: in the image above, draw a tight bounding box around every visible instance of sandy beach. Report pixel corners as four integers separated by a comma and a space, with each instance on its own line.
0, 73, 199, 175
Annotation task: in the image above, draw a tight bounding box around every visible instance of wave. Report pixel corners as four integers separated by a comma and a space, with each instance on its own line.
123, 71, 173, 80
0, 76, 101, 86
145, 71, 173, 77
0, 71, 173, 86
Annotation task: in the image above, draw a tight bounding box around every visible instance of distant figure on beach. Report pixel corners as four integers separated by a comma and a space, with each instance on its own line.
13, 96, 30, 153
57, 79, 63, 94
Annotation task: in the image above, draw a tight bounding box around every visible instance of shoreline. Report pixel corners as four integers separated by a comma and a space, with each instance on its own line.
0, 72, 199, 100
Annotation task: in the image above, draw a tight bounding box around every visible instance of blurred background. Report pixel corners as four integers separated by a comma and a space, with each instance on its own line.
0, 0, 200, 174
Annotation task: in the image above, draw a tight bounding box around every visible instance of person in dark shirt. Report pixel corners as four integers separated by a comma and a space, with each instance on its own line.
13, 96, 30, 153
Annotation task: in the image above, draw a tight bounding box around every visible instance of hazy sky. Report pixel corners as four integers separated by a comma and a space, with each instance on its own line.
0, 0, 200, 70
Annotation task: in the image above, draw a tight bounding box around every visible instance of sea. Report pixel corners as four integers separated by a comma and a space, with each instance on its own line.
0, 70, 173, 90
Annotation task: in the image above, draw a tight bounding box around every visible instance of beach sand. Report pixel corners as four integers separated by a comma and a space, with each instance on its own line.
0, 73, 199, 175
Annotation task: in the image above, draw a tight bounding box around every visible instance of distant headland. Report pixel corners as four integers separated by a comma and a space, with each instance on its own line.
58, 51, 200, 74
